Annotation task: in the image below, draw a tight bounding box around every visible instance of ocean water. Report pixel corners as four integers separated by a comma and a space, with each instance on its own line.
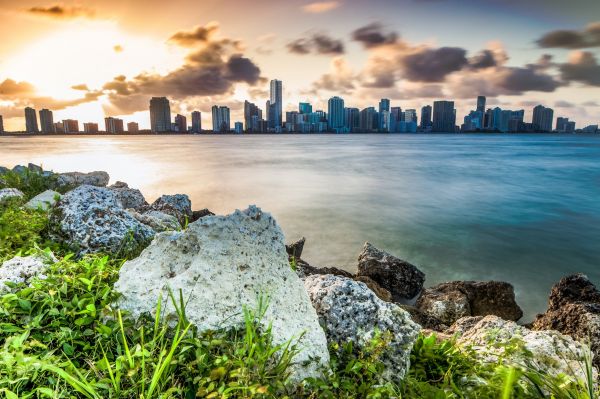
1, 133, 599, 321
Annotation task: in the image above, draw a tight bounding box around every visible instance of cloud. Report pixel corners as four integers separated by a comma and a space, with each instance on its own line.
287, 33, 344, 55
468, 49, 497, 69
113, 45, 124, 53
168, 22, 220, 47
555, 100, 575, 108
493, 65, 562, 93
537, 22, 600, 49
559, 51, 600, 86
352, 23, 398, 48
71, 84, 90, 91
302, 1, 340, 13
310, 57, 356, 94
0, 79, 35, 96
400, 47, 468, 82
26, 4, 95, 19
582, 100, 599, 107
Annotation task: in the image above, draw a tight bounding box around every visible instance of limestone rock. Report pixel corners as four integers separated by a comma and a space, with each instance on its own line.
0, 255, 55, 292
415, 281, 523, 326
128, 209, 181, 232
304, 274, 420, 382
25, 190, 61, 211
357, 242, 425, 301
113, 206, 329, 381
294, 258, 354, 280
57, 171, 110, 188
27, 163, 43, 174
144, 194, 192, 225
286, 237, 306, 259
191, 208, 215, 222
111, 186, 148, 210
50, 185, 155, 255
400, 304, 449, 332
354, 275, 393, 302
0, 188, 25, 204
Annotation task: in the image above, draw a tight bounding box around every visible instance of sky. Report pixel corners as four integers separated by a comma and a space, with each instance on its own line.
0, 0, 599, 131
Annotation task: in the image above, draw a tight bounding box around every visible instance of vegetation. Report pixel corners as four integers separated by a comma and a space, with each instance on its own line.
0, 169, 598, 398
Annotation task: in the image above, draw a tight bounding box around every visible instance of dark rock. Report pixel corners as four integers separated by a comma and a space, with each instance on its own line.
400, 304, 449, 332
110, 186, 148, 210
415, 281, 523, 326
294, 258, 354, 280
191, 208, 215, 223
286, 237, 306, 259
357, 242, 425, 301
12, 165, 27, 174
355, 275, 393, 302
142, 194, 192, 225
27, 163, 43, 174
110, 181, 129, 189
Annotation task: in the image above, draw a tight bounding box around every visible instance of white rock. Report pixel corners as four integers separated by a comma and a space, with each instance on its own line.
0, 188, 25, 204
304, 274, 421, 382
57, 171, 110, 188
113, 206, 329, 381
25, 190, 62, 211
0, 255, 55, 292
111, 186, 147, 210
127, 209, 181, 232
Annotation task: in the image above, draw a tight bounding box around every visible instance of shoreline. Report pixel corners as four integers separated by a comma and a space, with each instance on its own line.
1, 132, 597, 137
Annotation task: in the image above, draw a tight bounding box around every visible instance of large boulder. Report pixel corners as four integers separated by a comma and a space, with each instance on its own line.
357, 242, 425, 301
113, 206, 329, 381
0, 188, 25, 204
304, 274, 420, 383
109, 182, 148, 210
143, 194, 192, 225
415, 281, 523, 327
57, 171, 110, 188
25, 190, 61, 211
451, 315, 594, 383
0, 255, 55, 292
294, 258, 354, 280
354, 275, 393, 302
127, 209, 181, 232
532, 274, 600, 370
50, 185, 155, 255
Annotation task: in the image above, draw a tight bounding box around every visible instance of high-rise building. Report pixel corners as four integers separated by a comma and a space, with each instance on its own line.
391, 107, 402, 123
532, 105, 554, 132
62, 119, 79, 133
565, 121, 576, 133
25, 107, 39, 133
476, 96, 486, 114
0, 115, 4, 134
54, 122, 64, 134
344, 108, 360, 132
432, 101, 456, 132
299, 102, 312, 114
127, 122, 139, 133
83, 123, 99, 133
556, 117, 569, 132
378, 99, 390, 113
39, 109, 55, 134
359, 107, 377, 132
149, 97, 171, 133
174, 114, 187, 133
269, 79, 283, 129
420, 105, 432, 129
105, 117, 124, 133
244, 101, 261, 132
211, 105, 230, 132
327, 96, 345, 132
404, 109, 417, 124
191, 111, 202, 133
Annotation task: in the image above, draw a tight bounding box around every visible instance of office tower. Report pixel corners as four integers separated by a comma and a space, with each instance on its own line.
327, 96, 345, 131
565, 121, 576, 133
149, 97, 171, 133
420, 105, 432, 129
244, 101, 261, 132
508, 110, 525, 133
359, 107, 376, 132
462, 110, 483, 131
432, 101, 456, 132
54, 122, 64, 134
476, 96, 486, 114
39, 109, 55, 134
83, 123, 99, 133
174, 114, 187, 133
532, 105, 554, 132
391, 107, 402, 123
378, 98, 390, 113
404, 109, 417, 124
0, 115, 3, 133
127, 122, 139, 133
212, 105, 230, 132
379, 110, 392, 132
344, 108, 360, 132
25, 107, 39, 133
105, 117, 124, 133
299, 102, 312, 114
234, 122, 243, 134
191, 111, 201, 133
556, 117, 569, 132
62, 119, 79, 133
269, 79, 283, 128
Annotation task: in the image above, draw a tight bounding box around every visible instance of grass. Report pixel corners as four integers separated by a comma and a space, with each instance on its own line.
0, 172, 598, 398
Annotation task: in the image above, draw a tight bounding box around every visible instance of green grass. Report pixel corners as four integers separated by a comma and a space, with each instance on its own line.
0, 168, 61, 200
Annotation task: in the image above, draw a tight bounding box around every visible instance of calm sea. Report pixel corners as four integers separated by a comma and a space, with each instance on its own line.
1, 133, 599, 320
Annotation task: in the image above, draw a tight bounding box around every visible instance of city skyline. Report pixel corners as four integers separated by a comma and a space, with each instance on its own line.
0, 1, 599, 131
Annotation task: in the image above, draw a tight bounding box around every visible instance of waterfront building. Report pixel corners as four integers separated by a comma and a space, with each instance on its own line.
0, 115, 4, 133
54, 122, 64, 133
556, 117, 569, 132
378, 98, 390, 113
420, 105, 432, 130
191, 111, 201, 133
39, 109, 55, 134
212, 105, 230, 132
299, 102, 312, 114
269, 79, 283, 129
477, 96, 486, 114
127, 122, 139, 133
149, 97, 171, 133
344, 108, 360, 132
244, 101, 261, 132
83, 123, 99, 133
25, 107, 39, 133
432, 101, 456, 132
404, 109, 417, 124
105, 117, 124, 133
62, 119, 79, 133
359, 107, 377, 132
327, 96, 345, 132
234, 122, 243, 134
532, 105, 554, 132
379, 110, 392, 132
174, 114, 187, 133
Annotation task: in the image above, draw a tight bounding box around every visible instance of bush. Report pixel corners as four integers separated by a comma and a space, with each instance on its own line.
0, 201, 53, 260
0, 169, 59, 200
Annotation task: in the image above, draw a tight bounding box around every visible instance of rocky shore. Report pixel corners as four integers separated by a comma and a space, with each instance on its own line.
0, 163, 598, 396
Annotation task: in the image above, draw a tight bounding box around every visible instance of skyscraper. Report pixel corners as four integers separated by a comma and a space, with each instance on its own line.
0, 115, 4, 134
269, 79, 283, 129
149, 97, 171, 133
105, 117, 124, 133
432, 101, 456, 132
344, 108, 360, 132
83, 123, 99, 133
556, 117, 569, 132
359, 107, 377, 132
212, 105, 230, 132
378, 99, 390, 113
476, 96, 486, 114
404, 109, 417, 124
191, 111, 201, 133
62, 119, 79, 133
420, 105, 432, 129
244, 101, 261, 132
39, 109, 55, 134
299, 102, 312, 114
127, 122, 139, 133
532, 105, 554, 132
25, 107, 39, 133
327, 96, 345, 132
175, 114, 187, 133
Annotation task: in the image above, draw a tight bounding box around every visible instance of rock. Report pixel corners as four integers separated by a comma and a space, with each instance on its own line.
109, 181, 129, 189
50, 185, 155, 255
304, 274, 420, 383
25, 190, 62, 211
12, 165, 27, 175
190, 208, 215, 222
294, 258, 354, 280
27, 163, 43, 174
0, 166, 9, 175
452, 315, 593, 383
127, 209, 181, 232
144, 194, 192, 225
357, 242, 425, 301
110, 186, 148, 210
415, 281, 523, 326
286, 237, 306, 259
0, 188, 25, 204
113, 206, 329, 382
354, 275, 393, 302
57, 171, 110, 188
532, 274, 600, 369
399, 304, 449, 332
0, 255, 55, 292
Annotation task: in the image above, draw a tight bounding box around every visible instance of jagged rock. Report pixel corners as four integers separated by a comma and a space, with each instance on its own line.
415, 281, 523, 326
532, 274, 600, 369
12, 165, 27, 174
0, 188, 25, 204
451, 315, 594, 383
27, 163, 43, 174
357, 242, 425, 301
294, 258, 354, 279
143, 194, 192, 225
50, 185, 155, 255
354, 275, 393, 302
25, 190, 61, 211
109, 181, 129, 189
110, 186, 148, 210
127, 209, 181, 232
400, 304, 449, 331
286, 237, 306, 259
0, 255, 55, 292
304, 274, 420, 383
190, 208, 215, 222
57, 171, 110, 188
113, 206, 329, 382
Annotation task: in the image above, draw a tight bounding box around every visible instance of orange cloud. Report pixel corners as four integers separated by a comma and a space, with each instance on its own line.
302, 1, 341, 14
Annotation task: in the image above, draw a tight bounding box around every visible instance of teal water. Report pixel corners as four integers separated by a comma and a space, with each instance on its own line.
1, 133, 599, 320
